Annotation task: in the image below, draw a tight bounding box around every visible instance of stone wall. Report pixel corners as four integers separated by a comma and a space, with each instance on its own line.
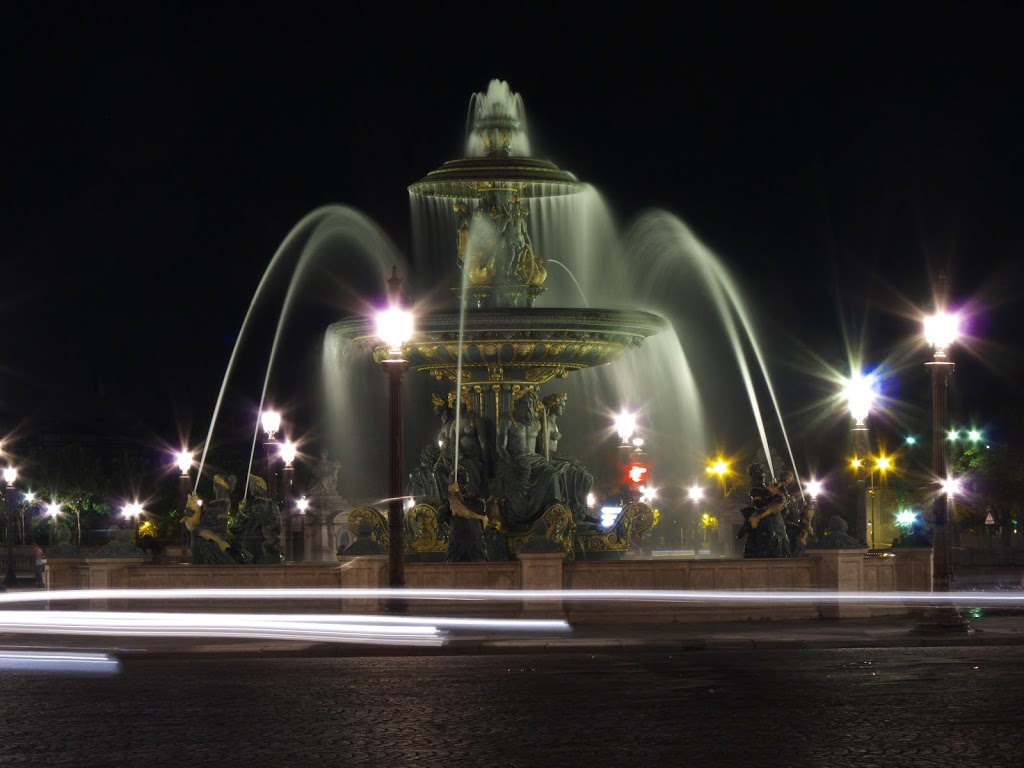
41, 548, 933, 623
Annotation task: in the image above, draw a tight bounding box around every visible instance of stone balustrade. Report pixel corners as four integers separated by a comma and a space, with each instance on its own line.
38, 547, 936, 623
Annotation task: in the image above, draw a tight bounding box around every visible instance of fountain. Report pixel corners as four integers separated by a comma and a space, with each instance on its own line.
42, 81, 894, 622
329, 80, 665, 560
171, 77, 815, 565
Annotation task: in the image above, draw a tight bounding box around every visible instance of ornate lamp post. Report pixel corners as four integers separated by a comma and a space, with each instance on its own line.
614, 411, 636, 445
914, 308, 972, 634
123, 501, 144, 547
3, 467, 18, 588
46, 502, 61, 544
280, 441, 297, 561
687, 484, 703, 549
706, 459, 732, 496
295, 496, 309, 562
19, 491, 35, 546
843, 371, 876, 545
175, 450, 193, 551
614, 411, 637, 468
261, 409, 281, 504
871, 455, 892, 549
806, 480, 822, 507
376, 271, 414, 605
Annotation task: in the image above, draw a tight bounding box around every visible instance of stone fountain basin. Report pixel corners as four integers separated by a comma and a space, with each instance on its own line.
329, 308, 667, 384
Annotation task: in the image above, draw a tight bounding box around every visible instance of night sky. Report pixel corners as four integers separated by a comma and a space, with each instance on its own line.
3, 3, 1023, 491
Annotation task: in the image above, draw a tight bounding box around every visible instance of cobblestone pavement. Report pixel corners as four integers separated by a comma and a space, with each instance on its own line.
1, 646, 1022, 767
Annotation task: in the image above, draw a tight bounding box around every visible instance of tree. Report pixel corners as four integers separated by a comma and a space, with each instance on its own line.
953, 410, 1024, 547
21, 439, 111, 546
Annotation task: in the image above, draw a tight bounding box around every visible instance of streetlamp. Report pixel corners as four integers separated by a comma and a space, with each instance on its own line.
122, 502, 144, 547
805, 479, 823, 526
687, 484, 703, 549
843, 370, 876, 545
46, 502, 61, 543
914, 307, 972, 634
295, 496, 309, 562
376, 269, 414, 607
706, 459, 733, 496
261, 409, 281, 504
175, 450, 193, 551
3, 467, 18, 588
280, 441, 297, 561
867, 455, 891, 550
614, 411, 638, 474
21, 491, 35, 546
614, 411, 636, 446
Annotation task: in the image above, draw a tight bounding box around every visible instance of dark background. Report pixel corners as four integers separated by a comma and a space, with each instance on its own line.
2, 2, 1022, 497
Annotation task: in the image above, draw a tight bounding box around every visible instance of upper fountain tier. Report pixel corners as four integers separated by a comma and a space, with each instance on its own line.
408, 79, 583, 201
409, 80, 587, 310
329, 79, 667, 423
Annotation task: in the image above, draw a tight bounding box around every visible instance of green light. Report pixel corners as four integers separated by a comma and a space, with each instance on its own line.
905, 436, 917, 445
896, 510, 916, 526
968, 430, 982, 442
947, 429, 959, 441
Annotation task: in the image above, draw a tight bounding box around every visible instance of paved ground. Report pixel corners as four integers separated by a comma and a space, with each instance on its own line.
2, 645, 1023, 767
2, 571, 1022, 766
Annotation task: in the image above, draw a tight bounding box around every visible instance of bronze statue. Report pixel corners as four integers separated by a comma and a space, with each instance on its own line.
540, 392, 594, 523
438, 480, 489, 562
184, 474, 237, 565
491, 390, 564, 531
411, 394, 454, 504
777, 469, 815, 556
737, 463, 792, 558
453, 195, 546, 298
230, 475, 283, 564
814, 515, 861, 548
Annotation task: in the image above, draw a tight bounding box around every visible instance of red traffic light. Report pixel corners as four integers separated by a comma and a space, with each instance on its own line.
627, 464, 649, 484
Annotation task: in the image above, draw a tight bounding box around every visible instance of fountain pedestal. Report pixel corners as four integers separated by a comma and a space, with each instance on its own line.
305, 494, 349, 561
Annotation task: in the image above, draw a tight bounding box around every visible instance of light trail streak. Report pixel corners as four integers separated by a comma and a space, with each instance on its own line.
0, 650, 121, 675
0, 611, 446, 645
1, 587, 1021, 608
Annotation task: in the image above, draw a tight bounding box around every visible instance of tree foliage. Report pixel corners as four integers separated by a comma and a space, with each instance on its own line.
954, 410, 1024, 540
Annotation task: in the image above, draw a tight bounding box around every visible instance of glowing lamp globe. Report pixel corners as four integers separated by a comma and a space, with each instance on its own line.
261, 410, 282, 439
614, 412, 636, 444
924, 311, 960, 352
279, 441, 297, 466
176, 451, 193, 475
842, 371, 876, 426
376, 307, 414, 356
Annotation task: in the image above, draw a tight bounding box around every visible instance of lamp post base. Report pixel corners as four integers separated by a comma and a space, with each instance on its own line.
384, 596, 409, 615
910, 606, 975, 635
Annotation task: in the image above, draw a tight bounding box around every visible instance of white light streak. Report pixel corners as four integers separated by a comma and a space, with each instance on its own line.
0, 650, 121, 675
0, 587, 1020, 608
0, 610, 446, 646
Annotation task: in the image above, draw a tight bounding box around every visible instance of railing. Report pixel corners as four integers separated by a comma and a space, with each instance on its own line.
0, 545, 38, 579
